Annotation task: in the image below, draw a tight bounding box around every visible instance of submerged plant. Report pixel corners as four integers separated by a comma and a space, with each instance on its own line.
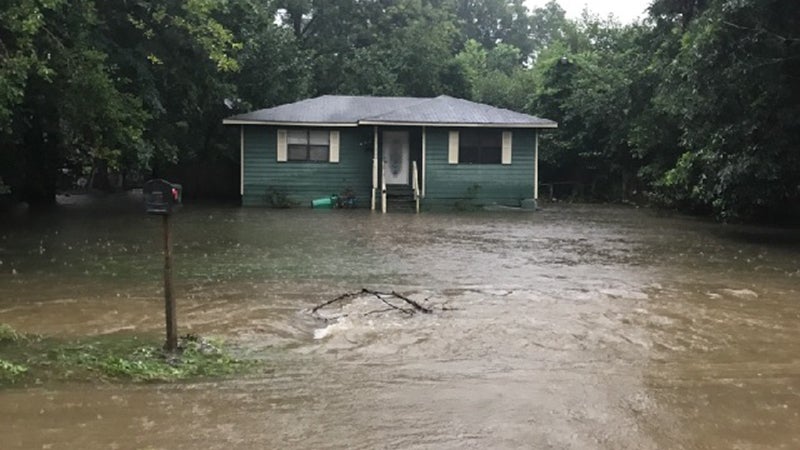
265, 187, 296, 208
95, 335, 250, 381
0, 323, 25, 343
0, 358, 28, 382
454, 184, 483, 211
0, 331, 256, 387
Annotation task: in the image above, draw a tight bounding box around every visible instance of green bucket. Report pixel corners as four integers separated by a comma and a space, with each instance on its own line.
311, 195, 338, 209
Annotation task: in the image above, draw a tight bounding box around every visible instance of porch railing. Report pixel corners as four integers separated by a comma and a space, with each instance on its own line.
381, 161, 387, 214
412, 160, 420, 214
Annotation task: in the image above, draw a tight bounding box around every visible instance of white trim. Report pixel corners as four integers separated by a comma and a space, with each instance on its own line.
223, 119, 557, 129
371, 126, 378, 211
222, 119, 359, 127
329, 130, 340, 163
239, 126, 244, 195
276, 129, 287, 162
534, 131, 539, 200
359, 120, 557, 128
448, 130, 459, 164
381, 161, 387, 214
501, 131, 512, 165
421, 126, 426, 198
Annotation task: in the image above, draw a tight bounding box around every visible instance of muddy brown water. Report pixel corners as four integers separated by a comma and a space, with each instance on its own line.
1, 195, 799, 449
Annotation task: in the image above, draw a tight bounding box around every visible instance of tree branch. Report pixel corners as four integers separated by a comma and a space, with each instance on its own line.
311, 288, 434, 317
310, 291, 360, 314
388, 290, 433, 314
721, 20, 800, 43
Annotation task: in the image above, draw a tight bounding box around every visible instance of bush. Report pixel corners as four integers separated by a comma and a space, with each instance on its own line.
0, 358, 28, 383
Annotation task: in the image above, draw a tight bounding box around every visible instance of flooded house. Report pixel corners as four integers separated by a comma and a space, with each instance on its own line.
223, 95, 556, 210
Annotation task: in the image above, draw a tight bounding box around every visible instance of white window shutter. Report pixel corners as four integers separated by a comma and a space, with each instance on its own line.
276, 129, 287, 162
502, 131, 512, 165
448, 130, 459, 164
329, 130, 340, 163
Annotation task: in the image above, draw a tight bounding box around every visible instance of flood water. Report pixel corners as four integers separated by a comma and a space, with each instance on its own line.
1, 195, 799, 449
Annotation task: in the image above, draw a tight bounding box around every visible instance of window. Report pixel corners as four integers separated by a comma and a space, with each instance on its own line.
287, 129, 329, 162
459, 129, 502, 164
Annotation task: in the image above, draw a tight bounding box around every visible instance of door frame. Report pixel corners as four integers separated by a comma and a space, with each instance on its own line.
382, 130, 410, 185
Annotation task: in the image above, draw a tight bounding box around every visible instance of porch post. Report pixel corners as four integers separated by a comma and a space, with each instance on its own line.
421, 126, 427, 198
239, 126, 244, 196
534, 130, 539, 200
371, 126, 378, 210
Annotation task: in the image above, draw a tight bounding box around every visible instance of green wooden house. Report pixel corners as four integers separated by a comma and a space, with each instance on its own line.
223, 95, 556, 211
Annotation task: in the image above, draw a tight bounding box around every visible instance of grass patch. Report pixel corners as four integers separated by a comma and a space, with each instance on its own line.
0, 358, 28, 383
0, 324, 257, 387
0, 323, 28, 343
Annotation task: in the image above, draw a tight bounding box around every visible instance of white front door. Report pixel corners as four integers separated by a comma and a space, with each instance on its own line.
382, 131, 409, 185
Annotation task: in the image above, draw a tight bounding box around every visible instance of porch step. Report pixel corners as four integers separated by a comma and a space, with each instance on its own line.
385, 185, 414, 199
386, 198, 417, 213
384, 185, 418, 212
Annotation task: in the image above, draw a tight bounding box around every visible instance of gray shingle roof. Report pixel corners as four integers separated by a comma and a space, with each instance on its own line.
224, 95, 427, 125
362, 95, 556, 127
223, 95, 556, 128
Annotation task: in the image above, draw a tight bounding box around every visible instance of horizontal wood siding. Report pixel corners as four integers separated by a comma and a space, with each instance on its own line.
242, 126, 373, 207
425, 128, 535, 207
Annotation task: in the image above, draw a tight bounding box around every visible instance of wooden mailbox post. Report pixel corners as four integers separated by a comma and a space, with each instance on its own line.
143, 179, 182, 352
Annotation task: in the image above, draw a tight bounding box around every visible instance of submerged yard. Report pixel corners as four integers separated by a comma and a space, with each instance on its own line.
0, 198, 798, 449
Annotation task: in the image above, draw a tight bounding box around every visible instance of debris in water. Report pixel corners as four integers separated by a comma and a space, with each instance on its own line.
310, 288, 440, 322
720, 288, 758, 299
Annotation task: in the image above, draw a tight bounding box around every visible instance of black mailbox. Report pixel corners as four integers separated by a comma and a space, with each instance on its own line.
144, 179, 182, 215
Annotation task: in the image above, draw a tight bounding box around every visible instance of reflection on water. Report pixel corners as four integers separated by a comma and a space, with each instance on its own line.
1, 197, 799, 449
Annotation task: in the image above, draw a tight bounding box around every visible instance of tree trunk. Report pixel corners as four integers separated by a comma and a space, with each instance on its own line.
20, 115, 58, 205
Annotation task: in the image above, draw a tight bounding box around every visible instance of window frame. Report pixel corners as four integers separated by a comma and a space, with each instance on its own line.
286, 129, 330, 163
458, 129, 503, 165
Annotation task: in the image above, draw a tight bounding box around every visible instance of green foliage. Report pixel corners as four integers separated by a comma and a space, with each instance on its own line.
648, 0, 800, 219
0, 0, 63, 130
0, 0, 246, 199
0, 323, 27, 343
456, 0, 535, 59
529, 15, 650, 200
1, 0, 797, 221
89, 336, 250, 381
523, 1, 800, 219
173, 0, 243, 72
0, 358, 28, 383
293, 0, 465, 97
529, 1, 569, 56
0, 330, 255, 386
0, 324, 32, 383
456, 40, 536, 110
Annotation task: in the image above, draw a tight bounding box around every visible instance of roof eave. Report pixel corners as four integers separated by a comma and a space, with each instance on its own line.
357, 120, 558, 128
222, 119, 359, 127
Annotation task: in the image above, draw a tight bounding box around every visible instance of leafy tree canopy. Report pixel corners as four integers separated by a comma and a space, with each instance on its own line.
1, 0, 797, 221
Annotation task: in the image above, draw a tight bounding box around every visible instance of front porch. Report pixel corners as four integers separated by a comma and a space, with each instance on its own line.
368, 125, 541, 213
369, 126, 425, 213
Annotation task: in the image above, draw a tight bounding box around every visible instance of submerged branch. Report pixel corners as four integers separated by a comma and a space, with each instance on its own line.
311, 288, 435, 317
310, 291, 362, 314
387, 290, 433, 314
363, 308, 397, 316
378, 296, 414, 315
364, 289, 414, 315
